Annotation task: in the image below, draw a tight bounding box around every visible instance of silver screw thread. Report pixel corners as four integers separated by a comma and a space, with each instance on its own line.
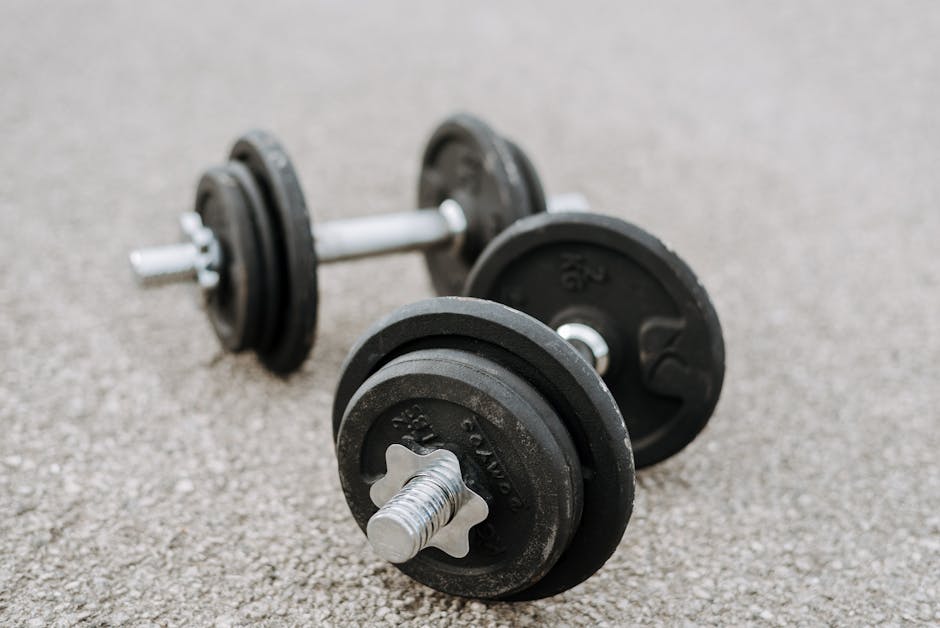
366, 457, 465, 563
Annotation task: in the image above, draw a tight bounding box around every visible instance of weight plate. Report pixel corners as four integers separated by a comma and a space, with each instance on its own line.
418, 114, 533, 296
223, 161, 281, 353
336, 348, 583, 599
333, 297, 634, 600
229, 131, 318, 375
505, 139, 547, 217
464, 213, 726, 468
195, 167, 263, 353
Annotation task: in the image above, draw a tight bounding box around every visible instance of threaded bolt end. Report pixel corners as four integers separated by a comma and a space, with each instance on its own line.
366, 457, 465, 563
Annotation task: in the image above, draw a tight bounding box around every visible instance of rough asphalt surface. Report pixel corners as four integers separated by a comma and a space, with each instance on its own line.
1, 1, 938, 626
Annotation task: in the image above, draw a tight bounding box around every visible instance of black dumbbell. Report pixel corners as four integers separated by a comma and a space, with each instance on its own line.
332, 215, 724, 599
463, 212, 725, 468
333, 297, 634, 600
128, 114, 587, 374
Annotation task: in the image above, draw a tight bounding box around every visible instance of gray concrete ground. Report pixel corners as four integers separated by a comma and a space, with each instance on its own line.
1, 1, 938, 625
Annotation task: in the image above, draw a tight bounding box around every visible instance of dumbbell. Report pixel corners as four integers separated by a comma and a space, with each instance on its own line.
332, 215, 724, 599
127, 114, 587, 374
333, 297, 634, 600
464, 212, 725, 468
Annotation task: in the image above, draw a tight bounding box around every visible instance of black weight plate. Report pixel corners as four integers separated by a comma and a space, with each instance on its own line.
229, 131, 318, 375
418, 114, 533, 296
333, 297, 634, 600
464, 213, 726, 469
223, 161, 281, 353
336, 348, 583, 599
505, 139, 548, 216
195, 167, 263, 353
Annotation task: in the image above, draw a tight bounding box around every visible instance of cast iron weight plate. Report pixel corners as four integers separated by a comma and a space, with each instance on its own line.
505, 139, 548, 218
418, 114, 539, 296
229, 131, 319, 375
195, 167, 263, 353
464, 212, 726, 469
337, 348, 584, 599
223, 161, 281, 353
333, 297, 635, 600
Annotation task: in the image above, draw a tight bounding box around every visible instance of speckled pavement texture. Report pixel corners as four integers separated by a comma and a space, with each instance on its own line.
1, 1, 938, 626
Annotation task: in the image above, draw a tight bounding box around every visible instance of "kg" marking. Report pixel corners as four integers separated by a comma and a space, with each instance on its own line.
560, 253, 607, 291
